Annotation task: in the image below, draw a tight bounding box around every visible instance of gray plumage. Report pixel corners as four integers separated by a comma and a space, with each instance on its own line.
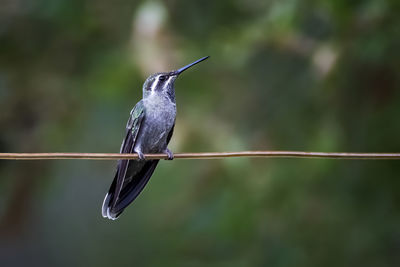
102, 56, 209, 220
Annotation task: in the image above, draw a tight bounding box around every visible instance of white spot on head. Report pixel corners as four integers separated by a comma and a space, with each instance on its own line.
150, 76, 160, 94
163, 76, 173, 90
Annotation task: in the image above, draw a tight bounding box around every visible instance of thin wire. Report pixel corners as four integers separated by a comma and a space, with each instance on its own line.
0, 151, 399, 160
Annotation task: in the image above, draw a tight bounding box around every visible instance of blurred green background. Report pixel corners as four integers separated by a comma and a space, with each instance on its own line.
1, 0, 400, 266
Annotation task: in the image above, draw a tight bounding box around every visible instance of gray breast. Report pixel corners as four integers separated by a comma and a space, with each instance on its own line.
137, 95, 176, 152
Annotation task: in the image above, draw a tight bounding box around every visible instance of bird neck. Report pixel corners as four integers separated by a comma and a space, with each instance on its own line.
144, 92, 176, 108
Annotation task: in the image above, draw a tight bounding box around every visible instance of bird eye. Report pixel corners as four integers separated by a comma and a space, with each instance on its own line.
159, 75, 166, 81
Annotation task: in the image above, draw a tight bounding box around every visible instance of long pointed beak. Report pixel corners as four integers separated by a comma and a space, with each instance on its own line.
172, 56, 209, 75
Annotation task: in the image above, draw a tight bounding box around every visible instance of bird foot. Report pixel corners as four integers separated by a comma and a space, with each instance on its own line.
136, 150, 146, 160
164, 148, 174, 160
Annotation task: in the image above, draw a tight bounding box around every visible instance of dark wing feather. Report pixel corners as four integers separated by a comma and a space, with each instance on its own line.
102, 101, 145, 219
112, 101, 145, 207
166, 123, 175, 144
107, 121, 175, 218
109, 160, 159, 217
102, 104, 176, 220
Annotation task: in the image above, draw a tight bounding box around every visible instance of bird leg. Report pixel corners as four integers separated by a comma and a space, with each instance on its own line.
164, 148, 174, 160
134, 149, 146, 160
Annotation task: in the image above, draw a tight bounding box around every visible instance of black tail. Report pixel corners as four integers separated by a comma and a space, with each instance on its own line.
102, 160, 159, 220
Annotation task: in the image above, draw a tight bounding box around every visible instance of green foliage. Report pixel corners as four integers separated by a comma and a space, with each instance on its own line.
1, 0, 400, 266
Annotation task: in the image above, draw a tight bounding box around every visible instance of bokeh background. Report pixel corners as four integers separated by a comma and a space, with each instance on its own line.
1, 0, 400, 266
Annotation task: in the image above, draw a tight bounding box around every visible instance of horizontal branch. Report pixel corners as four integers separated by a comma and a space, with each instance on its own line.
0, 151, 399, 160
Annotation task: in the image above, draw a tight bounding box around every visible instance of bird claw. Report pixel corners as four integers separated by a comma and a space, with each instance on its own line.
165, 148, 174, 160
136, 150, 146, 160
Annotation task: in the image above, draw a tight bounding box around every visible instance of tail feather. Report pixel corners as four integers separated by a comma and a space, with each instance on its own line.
102, 193, 118, 220
102, 160, 159, 220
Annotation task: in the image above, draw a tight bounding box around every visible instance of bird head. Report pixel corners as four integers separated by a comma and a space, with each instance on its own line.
142, 56, 209, 101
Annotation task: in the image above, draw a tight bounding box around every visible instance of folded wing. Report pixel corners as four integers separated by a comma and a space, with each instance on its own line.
102, 101, 158, 220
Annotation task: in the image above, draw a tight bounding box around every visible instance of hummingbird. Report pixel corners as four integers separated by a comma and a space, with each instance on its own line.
102, 56, 209, 220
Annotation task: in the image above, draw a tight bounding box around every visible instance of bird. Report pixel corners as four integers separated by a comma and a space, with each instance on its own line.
102, 56, 209, 220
